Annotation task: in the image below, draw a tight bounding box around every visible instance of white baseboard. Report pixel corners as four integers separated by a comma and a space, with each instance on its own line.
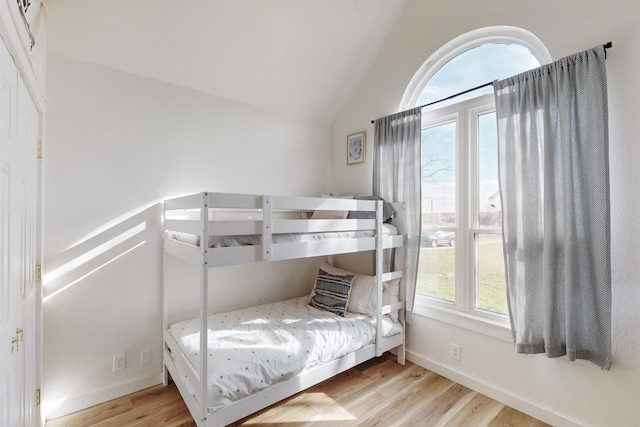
44, 372, 164, 421
405, 350, 580, 427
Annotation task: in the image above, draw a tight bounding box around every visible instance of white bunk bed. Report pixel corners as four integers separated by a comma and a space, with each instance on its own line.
162, 192, 406, 426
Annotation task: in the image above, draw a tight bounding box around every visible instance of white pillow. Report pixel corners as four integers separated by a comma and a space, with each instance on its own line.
383, 279, 400, 323
316, 262, 401, 323
310, 195, 352, 219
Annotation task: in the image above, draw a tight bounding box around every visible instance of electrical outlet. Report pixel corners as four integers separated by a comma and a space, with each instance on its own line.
113, 354, 125, 372
449, 343, 461, 361
140, 350, 151, 366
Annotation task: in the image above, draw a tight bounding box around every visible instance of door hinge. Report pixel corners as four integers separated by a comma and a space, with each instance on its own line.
35, 265, 41, 282
36, 141, 42, 159
35, 388, 40, 406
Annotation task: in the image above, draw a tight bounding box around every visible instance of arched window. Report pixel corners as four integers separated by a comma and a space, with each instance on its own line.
407, 27, 550, 322
401, 26, 551, 110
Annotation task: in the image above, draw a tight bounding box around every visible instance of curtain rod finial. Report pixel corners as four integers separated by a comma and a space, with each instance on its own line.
603, 42, 612, 59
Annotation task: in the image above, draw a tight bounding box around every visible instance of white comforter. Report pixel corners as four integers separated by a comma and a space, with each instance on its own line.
168, 297, 401, 410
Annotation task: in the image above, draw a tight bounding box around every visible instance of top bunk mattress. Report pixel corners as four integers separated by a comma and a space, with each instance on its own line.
167, 222, 398, 248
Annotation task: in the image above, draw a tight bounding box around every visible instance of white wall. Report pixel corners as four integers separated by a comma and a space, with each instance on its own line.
332, 1, 640, 426
42, 54, 333, 418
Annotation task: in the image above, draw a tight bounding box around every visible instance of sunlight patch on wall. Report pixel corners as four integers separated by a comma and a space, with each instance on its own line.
43, 222, 146, 301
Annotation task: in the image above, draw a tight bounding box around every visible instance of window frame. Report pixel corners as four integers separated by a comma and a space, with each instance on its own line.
468, 102, 506, 319
416, 94, 510, 326
403, 27, 551, 339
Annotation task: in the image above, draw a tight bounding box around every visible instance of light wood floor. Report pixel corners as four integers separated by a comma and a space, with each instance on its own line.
46, 353, 550, 427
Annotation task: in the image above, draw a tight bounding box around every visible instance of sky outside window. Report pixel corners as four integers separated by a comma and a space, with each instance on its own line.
418, 43, 541, 109
418, 43, 540, 216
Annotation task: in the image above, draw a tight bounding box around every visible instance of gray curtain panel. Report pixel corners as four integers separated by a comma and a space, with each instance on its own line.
494, 45, 611, 369
373, 107, 422, 323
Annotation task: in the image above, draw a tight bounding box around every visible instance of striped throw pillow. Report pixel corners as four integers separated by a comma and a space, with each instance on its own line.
309, 268, 354, 317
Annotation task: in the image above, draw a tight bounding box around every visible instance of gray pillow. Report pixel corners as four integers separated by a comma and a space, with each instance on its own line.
347, 196, 393, 223
308, 269, 354, 317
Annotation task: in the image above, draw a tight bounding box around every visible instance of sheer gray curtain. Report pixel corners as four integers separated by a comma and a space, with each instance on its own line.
373, 107, 422, 323
494, 46, 611, 369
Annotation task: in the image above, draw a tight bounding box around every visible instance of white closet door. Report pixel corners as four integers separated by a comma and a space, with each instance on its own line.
0, 34, 40, 427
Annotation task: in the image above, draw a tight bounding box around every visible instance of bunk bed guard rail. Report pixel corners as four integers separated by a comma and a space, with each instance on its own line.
163, 192, 400, 265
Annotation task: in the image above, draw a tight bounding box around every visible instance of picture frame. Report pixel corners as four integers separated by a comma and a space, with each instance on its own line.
347, 131, 366, 165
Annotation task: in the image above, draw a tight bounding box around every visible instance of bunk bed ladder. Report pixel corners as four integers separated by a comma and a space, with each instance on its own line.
379, 201, 407, 364
394, 202, 407, 365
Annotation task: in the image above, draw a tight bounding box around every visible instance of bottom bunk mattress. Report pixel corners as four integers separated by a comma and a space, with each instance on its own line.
167, 296, 402, 411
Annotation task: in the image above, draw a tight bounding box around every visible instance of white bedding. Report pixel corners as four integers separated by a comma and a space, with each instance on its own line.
168, 296, 402, 411
169, 223, 398, 248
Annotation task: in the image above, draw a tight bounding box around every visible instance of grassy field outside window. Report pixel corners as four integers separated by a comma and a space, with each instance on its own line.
417, 234, 508, 315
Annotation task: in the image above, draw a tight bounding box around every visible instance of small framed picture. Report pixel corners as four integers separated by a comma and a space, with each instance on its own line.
347, 131, 366, 165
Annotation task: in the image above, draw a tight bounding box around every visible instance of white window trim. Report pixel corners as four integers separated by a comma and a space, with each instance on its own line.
417, 94, 512, 337
414, 296, 513, 341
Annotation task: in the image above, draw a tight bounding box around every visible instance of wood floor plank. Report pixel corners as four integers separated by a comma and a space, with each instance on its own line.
444, 393, 505, 427
357, 376, 454, 427
46, 354, 549, 427
372, 363, 435, 399
400, 383, 477, 427
92, 387, 195, 427
488, 406, 553, 427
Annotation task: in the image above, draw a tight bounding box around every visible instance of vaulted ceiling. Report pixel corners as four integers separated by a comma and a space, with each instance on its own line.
45, 0, 409, 124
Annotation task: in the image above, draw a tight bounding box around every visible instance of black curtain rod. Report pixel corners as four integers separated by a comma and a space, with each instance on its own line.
371, 41, 613, 124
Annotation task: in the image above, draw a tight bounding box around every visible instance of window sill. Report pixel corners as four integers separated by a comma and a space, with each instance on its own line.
412, 299, 513, 343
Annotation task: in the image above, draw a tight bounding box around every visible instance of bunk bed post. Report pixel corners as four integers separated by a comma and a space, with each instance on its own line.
162, 203, 169, 386
261, 195, 272, 260
395, 202, 407, 365
375, 200, 384, 357
200, 192, 210, 425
